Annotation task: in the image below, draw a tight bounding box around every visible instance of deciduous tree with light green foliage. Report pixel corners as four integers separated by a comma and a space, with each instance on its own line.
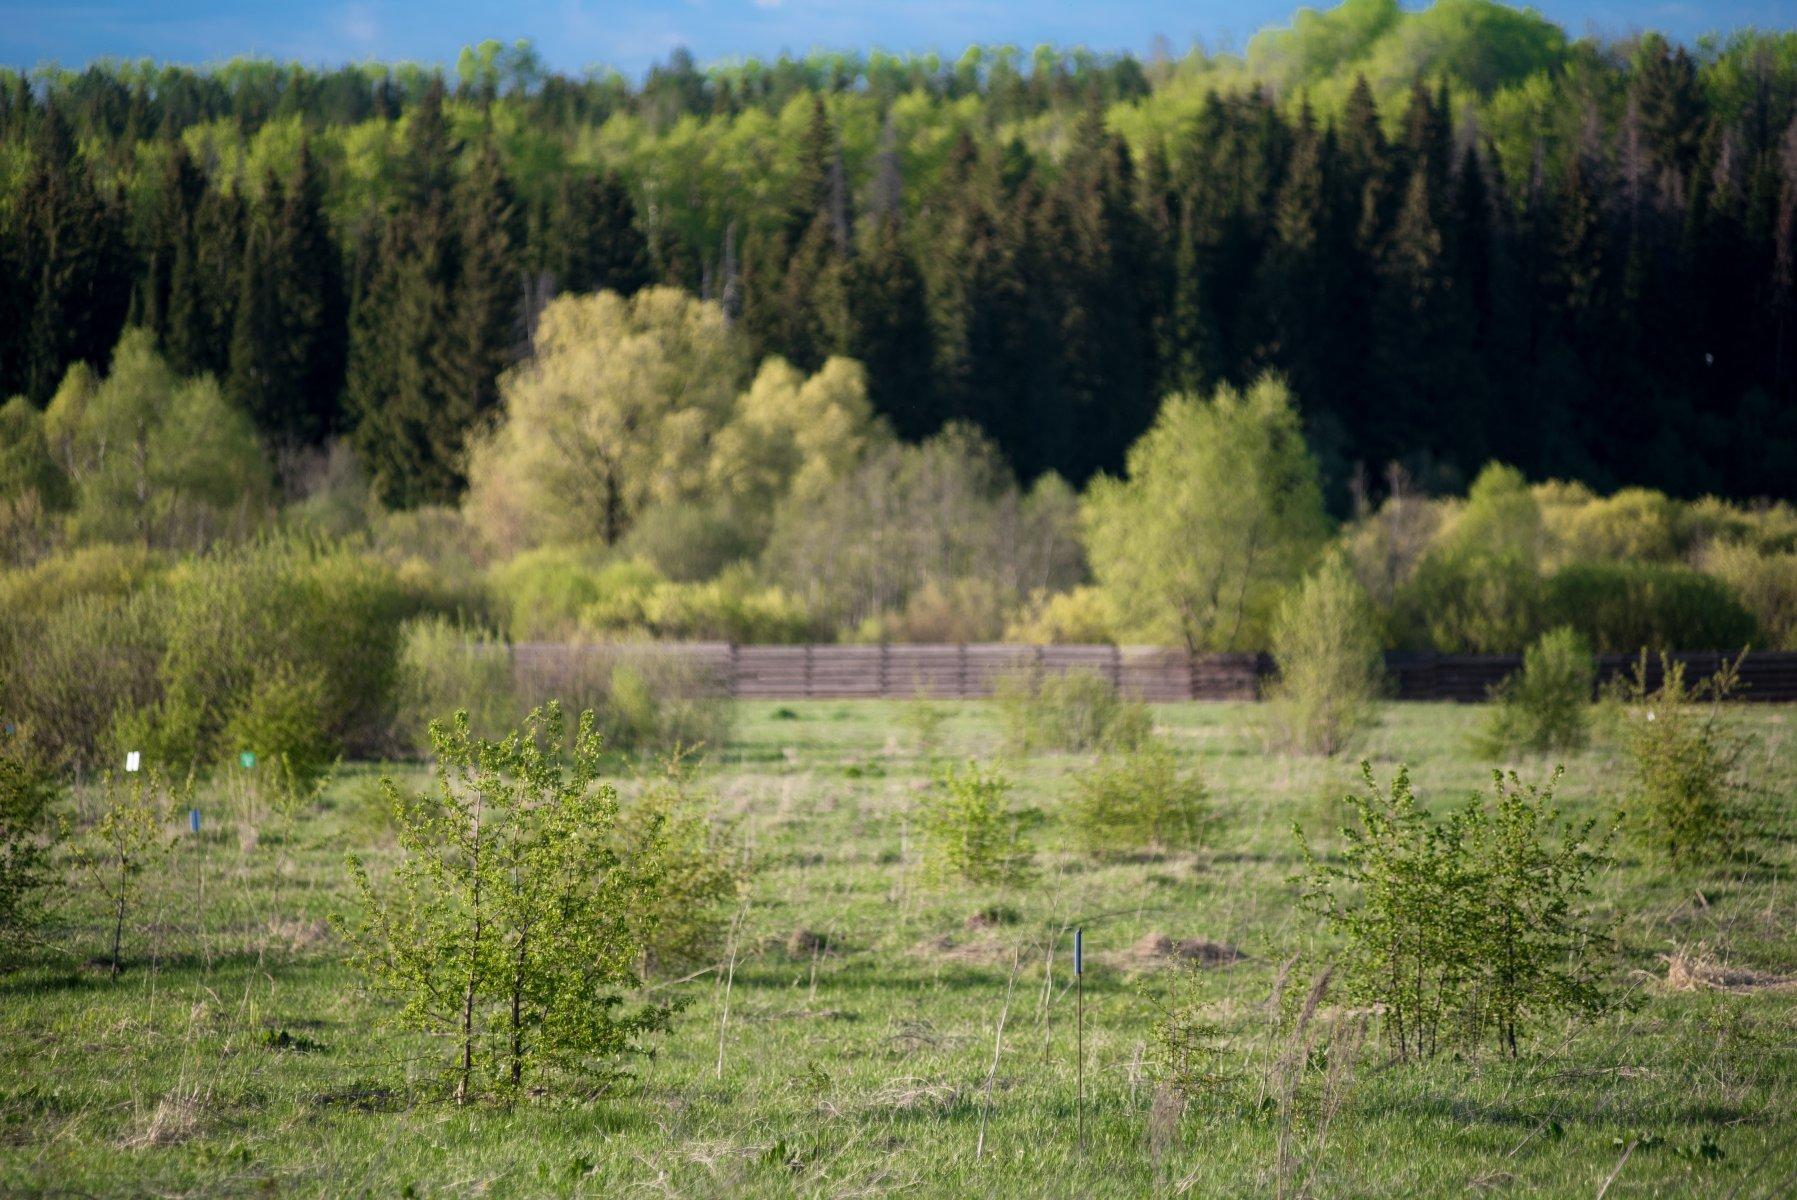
338, 704, 675, 1104
1084, 375, 1330, 652
41, 329, 268, 549
1268, 554, 1383, 756
706, 355, 881, 532
465, 288, 748, 552
466, 288, 881, 558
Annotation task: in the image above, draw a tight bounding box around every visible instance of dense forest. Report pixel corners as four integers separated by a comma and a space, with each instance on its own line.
4, 0, 1796, 508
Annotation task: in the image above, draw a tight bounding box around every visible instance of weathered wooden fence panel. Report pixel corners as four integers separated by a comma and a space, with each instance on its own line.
495, 644, 1797, 702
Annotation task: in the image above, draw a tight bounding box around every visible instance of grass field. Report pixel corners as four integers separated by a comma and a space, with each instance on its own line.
4, 700, 1795, 1197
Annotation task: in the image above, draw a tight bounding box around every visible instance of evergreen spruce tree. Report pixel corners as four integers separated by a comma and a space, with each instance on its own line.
346, 104, 456, 504
10, 103, 131, 404
226, 175, 289, 439
1042, 108, 1155, 479
281, 140, 349, 441
439, 138, 520, 448
850, 214, 937, 439
546, 170, 651, 296
140, 143, 206, 348
167, 188, 245, 381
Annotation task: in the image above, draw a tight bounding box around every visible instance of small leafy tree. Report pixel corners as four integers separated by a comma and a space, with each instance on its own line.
900, 698, 950, 758
1477, 626, 1594, 757
0, 747, 58, 965
68, 770, 179, 977
1613, 653, 1751, 865
918, 761, 1034, 885
338, 704, 674, 1104
1068, 741, 1210, 855
1296, 765, 1474, 1061
1083, 375, 1332, 651
1267, 555, 1383, 755
1150, 967, 1238, 1103
1461, 770, 1613, 1057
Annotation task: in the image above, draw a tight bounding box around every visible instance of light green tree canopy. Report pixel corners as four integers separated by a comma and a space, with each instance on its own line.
1083, 375, 1331, 651
466, 287, 883, 555
42, 329, 269, 548
467, 287, 750, 552
1441, 461, 1546, 564
707, 354, 882, 524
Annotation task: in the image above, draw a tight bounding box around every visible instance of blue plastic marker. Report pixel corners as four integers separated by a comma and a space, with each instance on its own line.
1074, 928, 1083, 975
189, 808, 201, 834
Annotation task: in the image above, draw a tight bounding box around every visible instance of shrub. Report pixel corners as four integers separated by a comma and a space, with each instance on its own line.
1613, 654, 1751, 865
1267, 556, 1383, 755
394, 616, 517, 755
1296, 765, 1612, 1060
154, 539, 413, 766
488, 545, 625, 641
994, 669, 1151, 754
592, 659, 735, 756
0, 588, 171, 773
338, 705, 675, 1103
918, 761, 1034, 885
1068, 741, 1210, 855
1701, 542, 1797, 650
865, 577, 1008, 643
1477, 626, 1594, 757
615, 501, 756, 582
1395, 549, 1542, 653
901, 699, 950, 758
1002, 586, 1118, 645
0, 542, 164, 614
761, 424, 1085, 637
614, 754, 745, 975
1545, 486, 1687, 564
0, 744, 57, 965
630, 566, 816, 643
1540, 561, 1757, 653
220, 663, 339, 791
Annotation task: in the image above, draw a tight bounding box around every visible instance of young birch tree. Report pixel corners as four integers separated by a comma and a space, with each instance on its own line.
339, 704, 674, 1103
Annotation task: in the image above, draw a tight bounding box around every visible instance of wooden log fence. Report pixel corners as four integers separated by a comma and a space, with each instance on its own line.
495, 644, 1797, 703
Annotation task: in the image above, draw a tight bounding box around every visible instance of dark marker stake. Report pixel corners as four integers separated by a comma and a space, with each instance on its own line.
1075, 926, 1085, 1156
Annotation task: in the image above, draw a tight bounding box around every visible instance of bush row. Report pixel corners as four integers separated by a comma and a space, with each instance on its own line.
0, 539, 730, 778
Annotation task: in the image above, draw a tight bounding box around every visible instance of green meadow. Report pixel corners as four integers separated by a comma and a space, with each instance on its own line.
4, 699, 1794, 1198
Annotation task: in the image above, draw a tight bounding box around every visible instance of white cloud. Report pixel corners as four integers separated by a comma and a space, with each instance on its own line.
337, 2, 380, 51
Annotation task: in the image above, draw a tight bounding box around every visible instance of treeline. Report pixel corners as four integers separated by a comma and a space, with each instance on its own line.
3, 0, 1797, 504
4, 287, 1797, 784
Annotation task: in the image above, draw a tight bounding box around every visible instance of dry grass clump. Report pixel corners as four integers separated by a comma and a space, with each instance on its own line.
1659, 945, 1793, 992
124, 1087, 207, 1148
1130, 931, 1243, 967
863, 1078, 963, 1114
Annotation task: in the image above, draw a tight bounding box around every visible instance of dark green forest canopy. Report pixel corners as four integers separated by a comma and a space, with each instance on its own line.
3, 0, 1796, 506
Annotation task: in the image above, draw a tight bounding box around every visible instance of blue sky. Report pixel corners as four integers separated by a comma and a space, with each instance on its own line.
3, 1, 1790, 77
